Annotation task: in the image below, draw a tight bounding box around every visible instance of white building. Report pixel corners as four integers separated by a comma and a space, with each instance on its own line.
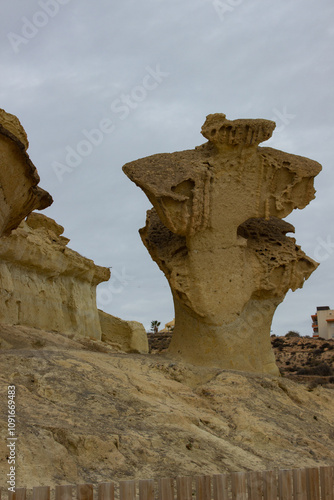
311, 306, 334, 339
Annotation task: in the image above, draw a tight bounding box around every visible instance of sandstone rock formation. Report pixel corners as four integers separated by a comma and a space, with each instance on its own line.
1, 324, 334, 488
99, 310, 149, 353
0, 108, 52, 237
159, 319, 175, 332
123, 113, 322, 375
0, 213, 110, 339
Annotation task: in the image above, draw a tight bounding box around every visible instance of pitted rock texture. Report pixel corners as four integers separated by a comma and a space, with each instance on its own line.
123, 113, 321, 375
201, 113, 276, 147
0, 108, 52, 237
0, 213, 110, 339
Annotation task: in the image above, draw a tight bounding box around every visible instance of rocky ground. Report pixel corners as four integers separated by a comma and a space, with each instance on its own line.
148, 332, 334, 389
1, 325, 334, 489
273, 335, 334, 386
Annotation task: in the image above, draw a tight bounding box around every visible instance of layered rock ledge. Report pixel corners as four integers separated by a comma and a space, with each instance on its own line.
0, 213, 110, 339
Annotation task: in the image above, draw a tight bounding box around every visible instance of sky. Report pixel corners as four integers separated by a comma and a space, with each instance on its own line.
1, 0, 333, 335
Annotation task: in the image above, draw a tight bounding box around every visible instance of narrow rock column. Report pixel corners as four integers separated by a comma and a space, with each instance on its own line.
123, 113, 321, 374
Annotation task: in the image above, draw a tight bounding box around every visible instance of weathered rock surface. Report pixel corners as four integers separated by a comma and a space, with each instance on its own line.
147, 330, 173, 352
123, 113, 321, 375
99, 310, 149, 353
0, 109, 52, 237
0, 213, 110, 339
0, 324, 333, 488
149, 331, 334, 387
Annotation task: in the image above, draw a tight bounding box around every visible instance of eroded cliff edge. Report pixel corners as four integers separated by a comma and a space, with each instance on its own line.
0, 213, 110, 339
0, 108, 52, 236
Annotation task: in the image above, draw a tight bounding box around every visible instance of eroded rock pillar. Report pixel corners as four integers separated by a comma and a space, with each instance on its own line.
123, 113, 321, 374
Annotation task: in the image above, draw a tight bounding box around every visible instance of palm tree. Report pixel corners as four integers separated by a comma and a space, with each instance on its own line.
150, 320, 161, 334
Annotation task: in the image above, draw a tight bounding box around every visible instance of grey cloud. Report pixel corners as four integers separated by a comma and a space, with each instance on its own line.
1, 0, 333, 332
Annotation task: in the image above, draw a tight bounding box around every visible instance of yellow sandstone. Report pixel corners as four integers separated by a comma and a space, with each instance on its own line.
0, 108, 52, 236
123, 113, 321, 375
0, 213, 110, 338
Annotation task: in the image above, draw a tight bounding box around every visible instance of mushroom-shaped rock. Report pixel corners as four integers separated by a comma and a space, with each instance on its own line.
123, 113, 321, 375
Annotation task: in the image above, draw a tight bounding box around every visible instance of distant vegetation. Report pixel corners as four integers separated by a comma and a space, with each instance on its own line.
297, 362, 333, 377
285, 331, 300, 338
150, 320, 161, 334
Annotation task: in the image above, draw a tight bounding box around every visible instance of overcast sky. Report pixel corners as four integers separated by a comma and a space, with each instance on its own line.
1, 0, 333, 334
